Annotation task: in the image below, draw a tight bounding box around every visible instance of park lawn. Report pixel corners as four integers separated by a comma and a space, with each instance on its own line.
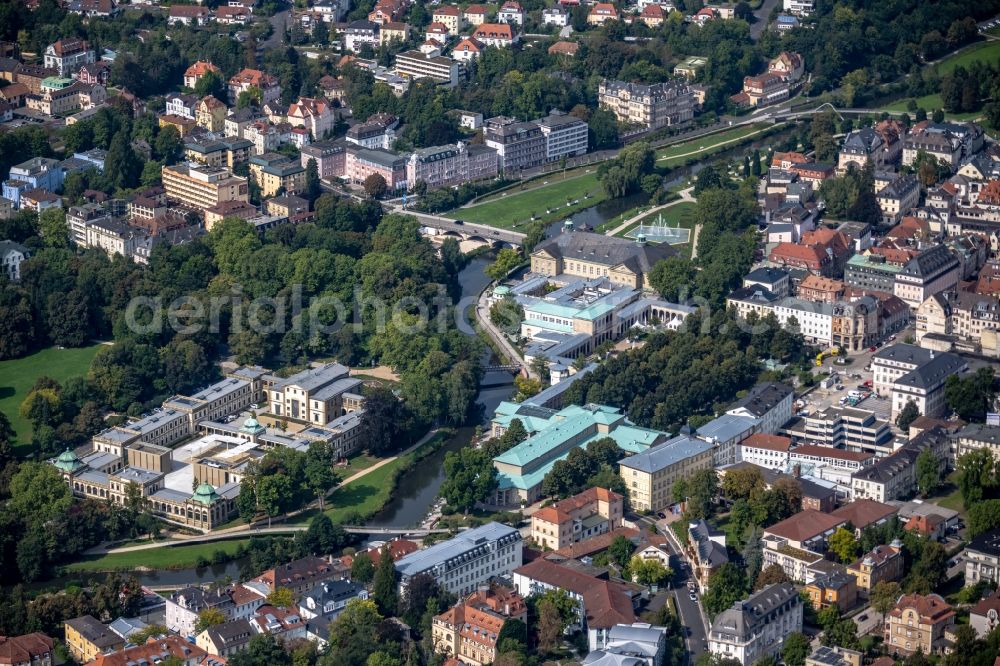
342, 452, 381, 475
446, 170, 606, 229
655, 124, 771, 167
934, 39, 1000, 75
0, 344, 104, 455
320, 455, 412, 523
710, 513, 744, 546
882, 93, 982, 120
64, 538, 252, 572
613, 202, 697, 238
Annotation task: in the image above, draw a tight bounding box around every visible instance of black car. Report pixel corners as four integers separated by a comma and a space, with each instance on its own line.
657, 512, 667, 519
454, 220, 464, 225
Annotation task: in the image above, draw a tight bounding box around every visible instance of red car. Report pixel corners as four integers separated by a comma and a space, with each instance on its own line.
868, 346, 877, 352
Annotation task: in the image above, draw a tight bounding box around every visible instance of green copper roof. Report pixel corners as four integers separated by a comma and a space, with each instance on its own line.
190, 482, 220, 505
54, 448, 84, 472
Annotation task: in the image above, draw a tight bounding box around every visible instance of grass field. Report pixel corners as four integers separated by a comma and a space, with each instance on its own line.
445, 170, 605, 229
882, 93, 982, 120
65, 538, 252, 572
0, 344, 104, 455
656, 124, 771, 167
934, 39, 1000, 75
613, 202, 697, 239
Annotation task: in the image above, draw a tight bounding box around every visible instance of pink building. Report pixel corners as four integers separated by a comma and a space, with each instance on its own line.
346, 146, 408, 190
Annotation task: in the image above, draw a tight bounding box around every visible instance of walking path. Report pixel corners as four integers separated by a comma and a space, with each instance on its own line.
476, 286, 531, 378
84, 429, 442, 556
689, 224, 703, 259
655, 125, 772, 164
604, 187, 696, 238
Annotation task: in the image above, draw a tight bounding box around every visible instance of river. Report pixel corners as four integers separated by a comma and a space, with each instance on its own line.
366, 255, 516, 528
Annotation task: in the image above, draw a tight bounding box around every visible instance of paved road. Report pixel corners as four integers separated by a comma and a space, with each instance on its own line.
852, 606, 882, 637
262, 9, 290, 50
393, 206, 527, 245
750, 0, 781, 39
644, 517, 710, 660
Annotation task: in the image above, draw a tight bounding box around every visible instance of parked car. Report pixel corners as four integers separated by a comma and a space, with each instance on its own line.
689, 592, 698, 601
657, 512, 667, 519
859, 614, 868, 622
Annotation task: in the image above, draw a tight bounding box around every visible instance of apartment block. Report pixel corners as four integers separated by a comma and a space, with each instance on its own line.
618, 435, 715, 512
484, 116, 546, 171
708, 583, 803, 666
395, 522, 523, 595
599, 79, 695, 129
405, 141, 498, 189
884, 594, 955, 656
394, 50, 460, 87
161, 163, 249, 211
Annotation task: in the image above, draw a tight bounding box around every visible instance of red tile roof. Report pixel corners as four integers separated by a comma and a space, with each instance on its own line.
0, 633, 53, 666
741, 433, 792, 452
513, 559, 635, 628
888, 593, 955, 624
831, 499, 897, 530
765, 509, 846, 543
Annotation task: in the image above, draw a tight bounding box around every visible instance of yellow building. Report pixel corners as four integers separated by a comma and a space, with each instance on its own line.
847, 542, 904, 596
64, 615, 125, 663
249, 153, 307, 197
159, 113, 198, 136
617, 435, 715, 512
432, 586, 527, 666
162, 163, 249, 211
529, 231, 677, 290
196, 95, 228, 132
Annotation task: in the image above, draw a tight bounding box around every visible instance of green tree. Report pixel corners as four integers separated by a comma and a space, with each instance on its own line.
648, 257, 697, 302
38, 208, 69, 248
957, 448, 997, 506
896, 400, 920, 431
754, 563, 790, 591
195, 607, 227, 633
304, 444, 338, 510
104, 131, 142, 190
828, 527, 859, 563
609, 535, 634, 568
781, 632, 811, 666
363, 173, 388, 199
305, 157, 321, 204
915, 448, 942, 497
967, 499, 1000, 537
629, 556, 671, 586
351, 552, 375, 583
441, 447, 497, 512
153, 125, 183, 165
372, 545, 398, 616
945, 367, 997, 422
194, 70, 226, 100
871, 580, 901, 625
485, 248, 523, 280
702, 563, 749, 617
266, 587, 295, 608
588, 107, 619, 149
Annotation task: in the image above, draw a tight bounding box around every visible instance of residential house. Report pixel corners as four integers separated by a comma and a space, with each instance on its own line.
431, 585, 527, 666
877, 175, 921, 225
297, 580, 368, 623
767, 228, 853, 278
168, 5, 211, 25
707, 583, 803, 666
184, 61, 221, 89
970, 589, 1000, 639
543, 7, 569, 26
966, 528, 1000, 586
497, 0, 525, 24
463, 4, 491, 25
805, 569, 858, 613
228, 68, 281, 104
0, 240, 30, 281
762, 511, 847, 582
738, 434, 792, 470
583, 624, 668, 666
472, 23, 516, 47
431, 5, 464, 33
884, 594, 955, 656
512, 558, 638, 651
195, 619, 254, 658
726, 382, 794, 435
287, 97, 333, 139
530, 487, 624, 550
82, 636, 209, 666
64, 616, 126, 663
44, 38, 95, 77
851, 427, 952, 503
0, 633, 53, 666
847, 541, 904, 597
588, 2, 619, 24
196, 96, 227, 133
618, 436, 715, 512
688, 520, 729, 593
